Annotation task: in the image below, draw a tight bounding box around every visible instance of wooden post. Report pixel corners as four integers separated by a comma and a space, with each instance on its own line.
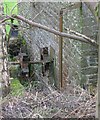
96, 2, 100, 119
59, 9, 63, 89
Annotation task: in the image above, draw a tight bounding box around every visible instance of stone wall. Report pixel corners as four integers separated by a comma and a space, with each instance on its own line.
18, 2, 98, 88
63, 7, 82, 85
81, 3, 98, 88
18, 2, 64, 87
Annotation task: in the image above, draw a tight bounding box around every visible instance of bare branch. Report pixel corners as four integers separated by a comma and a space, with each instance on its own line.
0, 14, 98, 46
65, 27, 98, 46
32, 9, 44, 21
12, 14, 98, 46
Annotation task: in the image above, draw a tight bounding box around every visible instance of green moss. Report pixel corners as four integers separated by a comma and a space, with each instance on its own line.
79, 3, 83, 28
10, 78, 25, 96
9, 65, 19, 78
95, 4, 99, 17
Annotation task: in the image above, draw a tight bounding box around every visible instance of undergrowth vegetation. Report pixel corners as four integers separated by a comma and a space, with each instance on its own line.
10, 78, 25, 97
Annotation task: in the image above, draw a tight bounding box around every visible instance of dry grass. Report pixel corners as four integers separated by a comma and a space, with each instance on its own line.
1, 79, 96, 118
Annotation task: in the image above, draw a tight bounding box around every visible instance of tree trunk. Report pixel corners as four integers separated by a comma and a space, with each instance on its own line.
96, 1, 100, 119
0, 4, 10, 97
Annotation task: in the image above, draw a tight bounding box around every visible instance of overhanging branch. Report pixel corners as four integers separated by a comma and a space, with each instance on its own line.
13, 15, 98, 46
64, 27, 98, 46
0, 14, 98, 47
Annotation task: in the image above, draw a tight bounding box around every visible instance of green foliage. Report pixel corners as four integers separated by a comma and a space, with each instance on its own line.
9, 65, 19, 78
19, 78, 30, 88
32, 81, 40, 88
79, 3, 83, 28
95, 4, 99, 17
3, 0, 18, 35
10, 78, 25, 96
22, 38, 26, 45
80, 3, 83, 16
18, 35, 26, 44
9, 66, 25, 96
8, 56, 17, 61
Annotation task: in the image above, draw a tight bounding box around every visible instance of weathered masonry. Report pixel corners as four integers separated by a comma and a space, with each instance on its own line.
18, 2, 98, 89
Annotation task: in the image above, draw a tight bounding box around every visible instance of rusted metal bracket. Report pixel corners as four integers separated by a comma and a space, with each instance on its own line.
9, 55, 54, 78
